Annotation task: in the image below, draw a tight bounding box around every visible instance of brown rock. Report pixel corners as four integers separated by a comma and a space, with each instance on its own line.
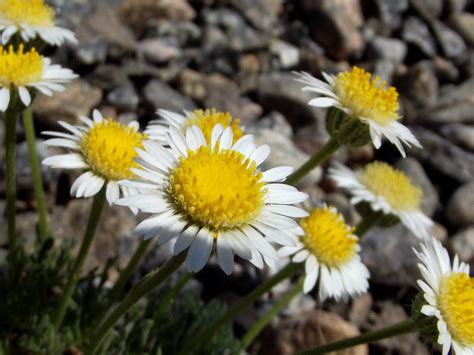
254, 310, 367, 355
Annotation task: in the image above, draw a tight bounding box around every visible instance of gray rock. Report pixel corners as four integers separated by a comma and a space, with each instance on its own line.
270, 39, 300, 68
431, 20, 467, 59
137, 38, 181, 64
410, 0, 443, 20
398, 63, 438, 109
370, 59, 396, 84
149, 20, 201, 47
396, 158, 439, 217
402, 17, 437, 57
410, 126, 474, 183
143, 79, 195, 112
228, 0, 282, 33
450, 227, 474, 267
367, 37, 407, 63
450, 12, 474, 46
106, 85, 139, 112
372, 0, 409, 29
440, 123, 474, 150
88, 65, 132, 91
446, 181, 474, 226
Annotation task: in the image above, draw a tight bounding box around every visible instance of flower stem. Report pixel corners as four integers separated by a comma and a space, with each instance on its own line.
53, 187, 107, 330
22, 107, 49, 244
297, 319, 417, 354
87, 252, 186, 355
4, 102, 18, 272
285, 137, 341, 185
107, 238, 153, 301
355, 211, 383, 238
241, 277, 304, 350
154, 272, 193, 321
177, 262, 301, 355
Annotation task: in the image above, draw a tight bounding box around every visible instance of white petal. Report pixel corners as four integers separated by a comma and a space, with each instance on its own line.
106, 181, 120, 204
262, 166, 294, 182
186, 229, 214, 272
18, 86, 31, 107
216, 235, 234, 275
0, 87, 11, 111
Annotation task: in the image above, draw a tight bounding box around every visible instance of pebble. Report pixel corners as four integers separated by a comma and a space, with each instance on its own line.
402, 17, 437, 57
440, 123, 474, 150
143, 79, 195, 112
449, 227, 474, 267
446, 181, 474, 226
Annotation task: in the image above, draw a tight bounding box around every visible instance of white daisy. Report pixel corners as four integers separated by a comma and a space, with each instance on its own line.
0, 0, 77, 46
116, 124, 309, 274
294, 66, 421, 157
42, 110, 147, 209
414, 238, 473, 355
0, 44, 77, 111
278, 205, 369, 300
145, 108, 244, 144
329, 161, 433, 240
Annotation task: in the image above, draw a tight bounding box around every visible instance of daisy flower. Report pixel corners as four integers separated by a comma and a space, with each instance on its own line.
42, 110, 147, 208
278, 205, 369, 299
414, 238, 473, 355
0, 44, 76, 111
146, 108, 244, 144
116, 124, 309, 274
294, 67, 421, 157
0, 0, 77, 46
329, 161, 433, 240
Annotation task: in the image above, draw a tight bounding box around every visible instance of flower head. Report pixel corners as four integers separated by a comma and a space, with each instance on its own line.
414, 238, 473, 355
294, 67, 421, 157
0, 44, 76, 110
42, 110, 147, 208
0, 0, 77, 46
117, 124, 309, 274
279, 205, 369, 299
329, 161, 433, 240
146, 108, 244, 144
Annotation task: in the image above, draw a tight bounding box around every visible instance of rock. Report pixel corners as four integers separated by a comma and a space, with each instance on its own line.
306, 0, 364, 60
88, 65, 132, 91
249, 111, 293, 138
431, 20, 467, 59
372, 0, 409, 29
446, 181, 474, 226
402, 17, 437, 57
360, 224, 432, 287
410, 127, 474, 183
349, 293, 373, 327
106, 85, 139, 112
410, 0, 443, 21
450, 12, 474, 46
440, 123, 474, 150
446, 0, 468, 13
450, 227, 474, 267
395, 158, 439, 217
370, 59, 396, 84
137, 38, 181, 64
397, 63, 438, 109
32, 80, 103, 127
228, 0, 282, 33
270, 39, 300, 68
143, 79, 195, 112
250, 112, 322, 188
367, 36, 407, 63
148, 20, 201, 47
203, 74, 242, 116
323, 192, 359, 226
255, 310, 367, 355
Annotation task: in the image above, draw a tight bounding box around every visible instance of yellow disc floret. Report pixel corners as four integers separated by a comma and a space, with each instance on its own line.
333, 66, 399, 126
0, 45, 43, 87
168, 146, 264, 232
359, 161, 422, 211
300, 206, 357, 267
438, 273, 474, 347
185, 109, 244, 144
80, 119, 146, 181
0, 0, 54, 27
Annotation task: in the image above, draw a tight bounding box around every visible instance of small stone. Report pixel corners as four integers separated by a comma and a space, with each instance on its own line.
32, 79, 103, 127
410, 0, 443, 20
450, 227, 474, 267
450, 12, 474, 46
323, 192, 359, 225
440, 123, 474, 150
431, 20, 467, 59
178, 69, 207, 102
227, 0, 282, 33
372, 0, 409, 29
270, 39, 300, 68
402, 17, 437, 57
143, 79, 195, 112
138, 38, 181, 64
397, 63, 438, 109
395, 158, 439, 217
446, 181, 474, 226
367, 36, 407, 63
106, 85, 139, 112
349, 293, 373, 327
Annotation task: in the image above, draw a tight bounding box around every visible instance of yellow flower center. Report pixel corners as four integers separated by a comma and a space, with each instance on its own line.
300, 206, 357, 267
185, 109, 244, 144
80, 119, 146, 181
438, 273, 474, 347
0, 0, 54, 27
358, 161, 422, 211
168, 145, 264, 233
0, 45, 43, 87
333, 66, 399, 126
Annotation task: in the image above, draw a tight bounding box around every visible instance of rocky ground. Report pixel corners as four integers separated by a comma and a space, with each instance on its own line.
1, 0, 473, 354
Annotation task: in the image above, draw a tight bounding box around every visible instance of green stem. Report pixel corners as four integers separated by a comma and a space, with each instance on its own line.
107, 238, 153, 301
241, 278, 304, 350
297, 319, 417, 355
177, 262, 301, 355
53, 187, 107, 329
286, 137, 341, 185
4, 101, 18, 272
87, 252, 186, 355
354, 211, 383, 238
22, 107, 49, 244
155, 272, 193, 321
